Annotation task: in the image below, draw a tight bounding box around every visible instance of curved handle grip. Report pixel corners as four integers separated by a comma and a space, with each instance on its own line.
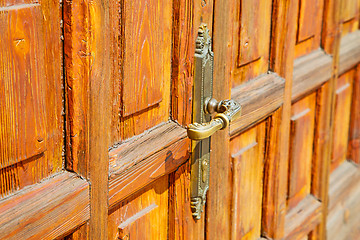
187, 99, 241, 140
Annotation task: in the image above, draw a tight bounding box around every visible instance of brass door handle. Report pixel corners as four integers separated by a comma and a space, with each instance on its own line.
187, 98, 242, 140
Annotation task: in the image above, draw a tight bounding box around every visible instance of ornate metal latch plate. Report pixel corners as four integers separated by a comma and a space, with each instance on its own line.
188, 24, 242, 220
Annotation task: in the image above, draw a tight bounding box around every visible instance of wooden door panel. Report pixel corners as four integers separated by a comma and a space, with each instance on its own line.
331, 70, 354, 171
230, 122, 266, 240
341, 0, 359, 36
230, 0, 272, 86
0, 1, 63, 197
294, 0, 324, 58
108, 176, 168, 240
288, 93, 316, 209
110, 0, 172, 142
348, 65, 360, 164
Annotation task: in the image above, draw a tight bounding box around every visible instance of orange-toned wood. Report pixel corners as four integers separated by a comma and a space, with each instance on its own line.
340, 0, 359, 36
109, 0, 172, 142
63, 0, 91, 176
108, 176, 168, 240
331, 70, 354, 171
168, 161, 204, 240
109, 138, 190, 209
0, 1, 63, 197
171, 0, 213, 126
348, 65, 360, 164
288, 93, 316, 209
230, 122, 266, 240
294, 0, 324, 58
0, 172, 89, 239
206, 0, 233, 239
230, 0, 272, 86
64, 224, 89, 240
284, 195, 322, 240
262, 0, 298, 238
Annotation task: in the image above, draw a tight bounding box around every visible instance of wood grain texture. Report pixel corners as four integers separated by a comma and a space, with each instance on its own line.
321, 0, 342, 53
230, 0, 272, 86
348, 65, 360, 164
86, 0, 111, 238
0, 172, 89, 240
331, 70, 354, 171
294, 0, 324, 58
109, 121, 187, 175
327, 161, 360, 240
292, 49, 332, 102
230, 122, 266, 240
230, 73, 285, 136
284, 195, 322, 240
262, 0, 298, 238
339, 30, 360, 75
206, 0, 233, 238
108, 176, 168, 240
0, 1, 63, 197
169, 161, 204, 240
171, 0, 213, 126
109, 138, 190, 209
63, 0, 91, 177
110, 0, 172, 142
288, 93, 316, 209
340, 0, 359, 36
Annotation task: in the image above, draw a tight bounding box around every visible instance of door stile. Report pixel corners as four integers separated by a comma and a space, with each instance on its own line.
310, 0, 343, 239
261, 0, 298, 239
63, 0, 112, 238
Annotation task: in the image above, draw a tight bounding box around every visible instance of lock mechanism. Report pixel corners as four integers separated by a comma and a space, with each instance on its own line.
188, 24, 242, 219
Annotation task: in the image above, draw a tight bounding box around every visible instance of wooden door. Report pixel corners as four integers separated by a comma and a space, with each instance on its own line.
1, 0, 360, 240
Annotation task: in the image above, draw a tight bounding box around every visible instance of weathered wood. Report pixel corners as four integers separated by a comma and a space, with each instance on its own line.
171, 0, 213, 126
294, 0, 324, 58
109, 138, 190, 208
230, 73, 285, 136
109, 121, 187, 175
109, 0, 172, 142
340, 0, 359, 36
348, 65, 360, 164
230, 122, 266, 240
206, 0, 233, 238
284, 195, 322, 240
0, 172, 89, 240
230, 0, 272, 86
292, 49, 332, 102
288, 93, 316, 209
0, 0, 63, 197
262, 0, 298, 238
339, 30, 360, 75
108, 176, 168, 240
327, 161, 360, 240
63, 0, 91, 177
86, 0, 111, 238
168, 161, 204, 240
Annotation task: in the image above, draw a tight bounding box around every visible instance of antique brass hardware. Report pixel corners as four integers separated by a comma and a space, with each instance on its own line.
187, 98, 242, 140
189, 24, 241, 220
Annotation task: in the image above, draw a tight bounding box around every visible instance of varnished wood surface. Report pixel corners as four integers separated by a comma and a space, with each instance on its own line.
348, 66, 360, 164
0, 0, 63, 197
0, 172, 89, 240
